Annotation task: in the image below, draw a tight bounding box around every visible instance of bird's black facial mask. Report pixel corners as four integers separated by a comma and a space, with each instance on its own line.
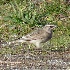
43, 25, 56, 33
44, 25, 56, 29
50, 25, 56, 29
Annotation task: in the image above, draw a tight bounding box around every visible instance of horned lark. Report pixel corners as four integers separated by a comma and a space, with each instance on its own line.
8, 24, 56, 48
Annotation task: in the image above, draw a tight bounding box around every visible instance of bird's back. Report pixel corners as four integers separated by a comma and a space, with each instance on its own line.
25, 28, 52, 43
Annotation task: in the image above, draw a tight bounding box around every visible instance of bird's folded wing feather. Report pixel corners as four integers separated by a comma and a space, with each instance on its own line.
22, 28, 50, 41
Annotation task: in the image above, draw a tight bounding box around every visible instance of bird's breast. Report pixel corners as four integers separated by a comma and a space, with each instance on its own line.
41, 32, 52, 43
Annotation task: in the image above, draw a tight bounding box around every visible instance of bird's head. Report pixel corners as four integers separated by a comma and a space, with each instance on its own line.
43, 24, 56, 33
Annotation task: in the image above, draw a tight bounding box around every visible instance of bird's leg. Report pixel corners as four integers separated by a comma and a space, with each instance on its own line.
33, 42, 43, 53
28, 44, 31, 49
34, 42, 42, 51
35, 42, 40, 48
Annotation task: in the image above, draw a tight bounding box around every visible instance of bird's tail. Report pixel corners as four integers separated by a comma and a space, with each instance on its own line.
1, 37, 26, 47
7, 36, 31, 45
1, 36, 31, 46
8, 37, 27, 45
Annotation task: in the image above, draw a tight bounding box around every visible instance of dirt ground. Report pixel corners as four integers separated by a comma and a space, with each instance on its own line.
0, 49, 70, 70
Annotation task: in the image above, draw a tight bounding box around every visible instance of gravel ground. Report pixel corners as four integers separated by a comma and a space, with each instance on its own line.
0, 49, 70, 70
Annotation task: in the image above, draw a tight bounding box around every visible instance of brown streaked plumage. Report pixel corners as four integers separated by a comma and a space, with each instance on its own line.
8, 24, 56, 48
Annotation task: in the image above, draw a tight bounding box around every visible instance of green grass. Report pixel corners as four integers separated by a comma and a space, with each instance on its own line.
0, 0, 70, 55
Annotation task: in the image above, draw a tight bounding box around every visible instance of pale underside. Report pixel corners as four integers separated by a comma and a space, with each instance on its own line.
8, 28, 52, 48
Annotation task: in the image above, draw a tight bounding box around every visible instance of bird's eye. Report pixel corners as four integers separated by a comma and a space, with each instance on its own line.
50, 26, 54, 28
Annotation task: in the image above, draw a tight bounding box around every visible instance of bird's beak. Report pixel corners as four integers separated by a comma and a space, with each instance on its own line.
53, 25, 57, 28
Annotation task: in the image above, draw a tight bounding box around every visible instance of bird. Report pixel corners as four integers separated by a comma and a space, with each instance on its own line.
7, 24, 56, 48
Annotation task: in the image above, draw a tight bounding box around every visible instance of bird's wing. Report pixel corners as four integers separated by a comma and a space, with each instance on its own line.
21, 28, 43, 40
23, 28, 49, 41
